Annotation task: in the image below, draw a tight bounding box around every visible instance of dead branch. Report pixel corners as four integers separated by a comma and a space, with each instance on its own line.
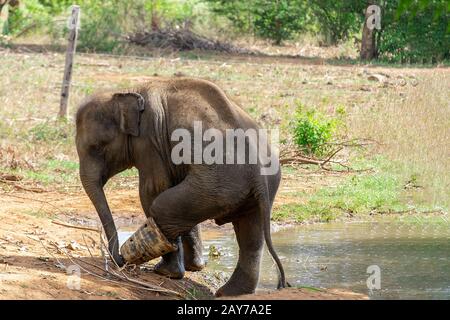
97, 232, 195, 299
51, 219, 99, 233
2, 193, 65, 214
40, 234, 185, 298
127, 28, 254, 54
0, 179, 46, 193
279, 140, 375, 173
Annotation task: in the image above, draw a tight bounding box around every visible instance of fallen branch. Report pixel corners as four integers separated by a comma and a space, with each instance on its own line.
127, 28, 253, 54
2, 193, 66, 214
98, 232, 195, 299
0, 179, 46, 193
319, 147, 343, 169
51, 220, 99, 233
279, 142, 374, 173
66, 247, 185, 298
40, 234, 185, 298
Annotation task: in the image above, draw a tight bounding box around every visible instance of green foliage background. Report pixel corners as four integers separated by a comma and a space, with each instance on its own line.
1, 0, 448, 61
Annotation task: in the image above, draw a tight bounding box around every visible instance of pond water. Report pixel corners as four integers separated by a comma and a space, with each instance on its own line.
119, 218, 450, 300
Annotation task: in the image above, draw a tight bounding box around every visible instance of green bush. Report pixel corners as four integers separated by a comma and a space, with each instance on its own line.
76, 0, 123, 52
253, 0, 307, 45
204, 0, 308, 44
292, 104, 343, 157
6, 0, 51, 35
306, 0, 364, 45
378, 0, 450, 62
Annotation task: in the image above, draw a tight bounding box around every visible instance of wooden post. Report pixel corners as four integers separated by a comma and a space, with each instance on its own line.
59, 5, 80, 118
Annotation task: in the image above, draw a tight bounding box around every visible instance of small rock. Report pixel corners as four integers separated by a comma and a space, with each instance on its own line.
38, 256, 50, 262
367, 74, 387, 82
398, 78, 407, 86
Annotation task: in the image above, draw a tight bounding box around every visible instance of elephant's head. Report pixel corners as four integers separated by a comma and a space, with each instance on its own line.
75, 92, 145, 265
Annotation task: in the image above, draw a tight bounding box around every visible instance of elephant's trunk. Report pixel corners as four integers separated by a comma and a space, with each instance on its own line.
80, 161, 125, 266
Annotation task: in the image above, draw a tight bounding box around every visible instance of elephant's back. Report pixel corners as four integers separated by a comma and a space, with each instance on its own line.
162, 77, 258, 132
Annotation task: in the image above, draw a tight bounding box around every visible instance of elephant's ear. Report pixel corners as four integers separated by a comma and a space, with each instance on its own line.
113, 92, 145, 137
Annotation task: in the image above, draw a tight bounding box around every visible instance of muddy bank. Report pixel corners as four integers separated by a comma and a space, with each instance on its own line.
0, 190, 370, 300
224, 288, 367, 300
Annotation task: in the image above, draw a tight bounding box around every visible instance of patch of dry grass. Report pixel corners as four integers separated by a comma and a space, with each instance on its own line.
349, 71, 450, 209
0, 44, 448, 213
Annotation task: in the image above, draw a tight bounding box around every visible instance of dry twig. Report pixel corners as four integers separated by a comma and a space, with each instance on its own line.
51, 220, 99, 233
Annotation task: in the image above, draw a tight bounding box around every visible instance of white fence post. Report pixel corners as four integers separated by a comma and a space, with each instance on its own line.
59, 5, 80, 118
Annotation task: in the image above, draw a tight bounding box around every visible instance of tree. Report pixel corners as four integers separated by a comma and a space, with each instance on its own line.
204, 0, 308, 45
253, 0, 307, 45
203, 0, 255, 34
376, 0, 449, 62
307, 0, 364, 45
360, 1, 379, 60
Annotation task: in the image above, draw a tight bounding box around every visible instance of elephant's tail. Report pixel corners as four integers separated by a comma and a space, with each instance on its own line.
257, 185, 287, 289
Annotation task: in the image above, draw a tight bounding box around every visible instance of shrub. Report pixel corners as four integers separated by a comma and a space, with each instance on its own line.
292, 104, 342, 157
6, 0, 51, 35
204, 0, 308, 44
253, 0, 307, 45
378, 0, 450, 62
76, 0, 123, 52
306, 0, 364, 45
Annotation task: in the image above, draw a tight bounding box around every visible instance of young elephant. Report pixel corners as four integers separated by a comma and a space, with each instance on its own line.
75, 77, 286, 296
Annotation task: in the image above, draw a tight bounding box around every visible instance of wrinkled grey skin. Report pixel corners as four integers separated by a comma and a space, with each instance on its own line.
75, 77, 285, 296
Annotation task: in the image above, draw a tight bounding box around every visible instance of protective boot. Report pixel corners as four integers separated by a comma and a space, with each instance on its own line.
120, 216, 177, 265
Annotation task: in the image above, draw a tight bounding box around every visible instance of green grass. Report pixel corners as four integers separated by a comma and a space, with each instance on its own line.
29, 120, 73, 144
295, 285, 323, 292
273, 157, 444, 223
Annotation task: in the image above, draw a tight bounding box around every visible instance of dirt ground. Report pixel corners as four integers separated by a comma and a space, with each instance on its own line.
0, 187, 367, 300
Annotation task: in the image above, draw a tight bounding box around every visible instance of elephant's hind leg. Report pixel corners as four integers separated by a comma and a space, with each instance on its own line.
153, 236, 185, 279
153, 225, 204, 278
182, 225, 205, 271
215, 209, 264, 297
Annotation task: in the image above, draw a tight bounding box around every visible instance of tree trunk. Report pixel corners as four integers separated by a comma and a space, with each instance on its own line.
360, 3, 379, 60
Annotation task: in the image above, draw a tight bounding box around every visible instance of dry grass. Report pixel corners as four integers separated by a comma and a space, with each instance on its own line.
0, 43, 448, 213
349, 71, 450, 209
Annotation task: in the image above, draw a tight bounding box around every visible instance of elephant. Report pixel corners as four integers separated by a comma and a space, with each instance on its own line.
75, 77, 286, 296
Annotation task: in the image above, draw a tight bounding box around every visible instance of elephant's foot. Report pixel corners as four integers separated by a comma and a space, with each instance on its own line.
215, 281, 255, 297
184, 256, 205, 272
154, 258, 185, 279
215, 264, 258, 297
